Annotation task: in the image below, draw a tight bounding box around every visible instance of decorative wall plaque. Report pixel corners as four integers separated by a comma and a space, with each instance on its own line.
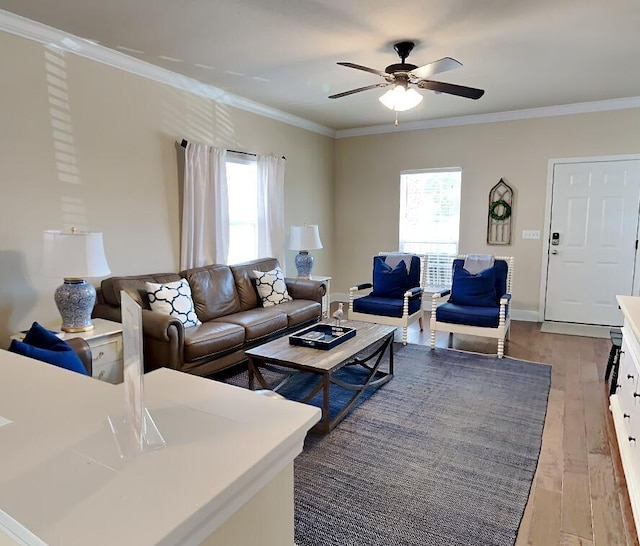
487, 179, 513, 245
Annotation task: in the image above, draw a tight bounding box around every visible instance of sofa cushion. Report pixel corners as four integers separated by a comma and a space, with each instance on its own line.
270, 299, 322, 327
146, 279, 201, 327
253, 267, 293, 307
101, 273, 182, 308
230, 258, 280, 311
183, 321, 245, 363
180, 265, 242, 321
213, 308, 288, 342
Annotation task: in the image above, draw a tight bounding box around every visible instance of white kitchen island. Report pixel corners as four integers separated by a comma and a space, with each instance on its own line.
611, 295, 640, 540
0, 349, 320, 545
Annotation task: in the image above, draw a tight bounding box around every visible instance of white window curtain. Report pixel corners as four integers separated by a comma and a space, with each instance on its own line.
256, 154, 286, 267
181, 142, 229, 269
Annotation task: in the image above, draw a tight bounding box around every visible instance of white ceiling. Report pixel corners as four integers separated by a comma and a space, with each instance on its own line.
2, 1, 640, 131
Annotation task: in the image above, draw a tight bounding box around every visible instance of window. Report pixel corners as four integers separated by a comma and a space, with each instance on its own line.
226, 155, 258, 264
399, 169, 461, 291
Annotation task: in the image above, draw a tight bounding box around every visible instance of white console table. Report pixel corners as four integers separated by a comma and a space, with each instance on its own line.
611, 295, 640, 540
0, 350, 320, 545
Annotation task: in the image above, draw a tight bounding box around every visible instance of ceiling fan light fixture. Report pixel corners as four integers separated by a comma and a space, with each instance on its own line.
379, 85, 423, 112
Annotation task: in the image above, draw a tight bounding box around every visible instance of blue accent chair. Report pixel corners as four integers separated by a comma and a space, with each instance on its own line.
348, 253, 427, 345
429, 256, 514, 358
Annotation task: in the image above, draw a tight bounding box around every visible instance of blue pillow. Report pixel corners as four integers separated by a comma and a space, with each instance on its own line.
449, 263, 498, 307
371, 257, 409, 299
23, 321, 66, 350
9, 322, 88, 375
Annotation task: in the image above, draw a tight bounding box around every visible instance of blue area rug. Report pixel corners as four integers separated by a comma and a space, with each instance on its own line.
222, 344, 551, 546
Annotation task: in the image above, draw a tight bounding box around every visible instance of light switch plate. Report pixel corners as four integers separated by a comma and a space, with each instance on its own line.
522, 230, 541, 240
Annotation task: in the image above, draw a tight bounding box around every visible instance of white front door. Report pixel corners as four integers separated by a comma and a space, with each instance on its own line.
544, 160, 640, 326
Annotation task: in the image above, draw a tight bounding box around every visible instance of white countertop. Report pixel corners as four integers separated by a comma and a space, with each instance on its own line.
617, 295, 640, 340
0, 350, 320, 545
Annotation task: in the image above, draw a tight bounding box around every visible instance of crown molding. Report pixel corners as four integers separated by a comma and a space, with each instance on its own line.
0, 9, 336, 138
335, 96, 640, 138
3, 9, 639, 141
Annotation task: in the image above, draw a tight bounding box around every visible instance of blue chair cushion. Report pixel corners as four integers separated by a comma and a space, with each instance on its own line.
449, 263, 498, 307
370, 257, 409, 299
8, 322, 88, 375
436, 302, 509, 328
353, 295, 422, 318
451, 259, 509, 304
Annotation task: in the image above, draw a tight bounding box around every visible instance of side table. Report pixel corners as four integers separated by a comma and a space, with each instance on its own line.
12, 318, 123, 384
309, 275, 331, 318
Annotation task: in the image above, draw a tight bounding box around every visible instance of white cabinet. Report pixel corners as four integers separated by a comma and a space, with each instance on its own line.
89, 335, 123, 383
64, 318, 123, 384
612, 296, 640, 539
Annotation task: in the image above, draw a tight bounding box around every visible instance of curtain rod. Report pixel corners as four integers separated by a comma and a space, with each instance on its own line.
180, 139, 285, 160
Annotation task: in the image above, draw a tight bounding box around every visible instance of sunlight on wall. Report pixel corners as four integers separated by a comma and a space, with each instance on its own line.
214, 100, 236, 146
45, 46, 87, 230
161, 87, 215, 145
160, 84, 242, 150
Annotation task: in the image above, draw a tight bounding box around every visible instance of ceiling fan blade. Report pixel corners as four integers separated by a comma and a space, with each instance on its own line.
417, 79, 485, 100
409, 57, 462, 80
328, 82, 390, 99
337, 62, 390, 79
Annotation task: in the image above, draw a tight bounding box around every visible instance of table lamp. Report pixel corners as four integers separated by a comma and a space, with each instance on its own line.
289, 225, 323, 278
42, 228, 111, 332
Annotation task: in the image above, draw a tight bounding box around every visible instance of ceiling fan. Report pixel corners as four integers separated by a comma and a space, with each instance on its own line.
329, 41, 484, 109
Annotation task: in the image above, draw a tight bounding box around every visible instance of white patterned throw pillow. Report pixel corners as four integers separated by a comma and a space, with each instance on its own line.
146, 279, 201, 327
253, 267, 293, 307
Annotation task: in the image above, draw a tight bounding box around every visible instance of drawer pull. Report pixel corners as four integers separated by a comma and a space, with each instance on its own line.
630, 436, 637, 442
96, 350, 105, 360
628, 374, 635, 380
624, 413, 631, 419
98, 371, 106, 381
634, 392, 640, 398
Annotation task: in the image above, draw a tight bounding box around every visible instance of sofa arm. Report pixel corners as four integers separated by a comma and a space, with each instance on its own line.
66, 337, 93, 376
141, 309, 183, 341
140, 310, 184, 371
285, 278, 326, 303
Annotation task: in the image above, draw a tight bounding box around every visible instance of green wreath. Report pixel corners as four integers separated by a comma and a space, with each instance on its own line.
489, 199, 512, 221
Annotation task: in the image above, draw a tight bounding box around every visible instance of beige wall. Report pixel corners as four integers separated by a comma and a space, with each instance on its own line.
333, 109, 640, 314
3, 27, 640, 345
0, 31, 334, 345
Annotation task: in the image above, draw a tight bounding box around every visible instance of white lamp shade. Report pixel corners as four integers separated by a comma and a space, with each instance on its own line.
379, 85, 423, 112
289, 225, 323, 251
42, 230, 111, 279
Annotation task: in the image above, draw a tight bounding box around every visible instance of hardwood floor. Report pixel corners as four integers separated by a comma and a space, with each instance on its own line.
403, 319, 638, 546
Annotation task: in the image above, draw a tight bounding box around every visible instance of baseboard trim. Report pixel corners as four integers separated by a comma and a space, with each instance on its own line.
540, 321, 615, 339
510, 310, 539, 322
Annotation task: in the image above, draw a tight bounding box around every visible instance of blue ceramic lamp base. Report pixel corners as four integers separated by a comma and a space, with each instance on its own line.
294, 251, 315, 278
55, 278, 96, 332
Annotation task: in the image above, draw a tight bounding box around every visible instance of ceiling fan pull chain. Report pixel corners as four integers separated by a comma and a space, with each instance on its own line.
395, 111, 399, 126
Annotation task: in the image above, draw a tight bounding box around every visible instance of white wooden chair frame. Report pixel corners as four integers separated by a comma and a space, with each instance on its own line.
348, 253, 428, 345
429, 255, 514, 358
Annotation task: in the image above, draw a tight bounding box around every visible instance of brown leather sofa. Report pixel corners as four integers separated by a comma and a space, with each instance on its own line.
92, 257, 326, 377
